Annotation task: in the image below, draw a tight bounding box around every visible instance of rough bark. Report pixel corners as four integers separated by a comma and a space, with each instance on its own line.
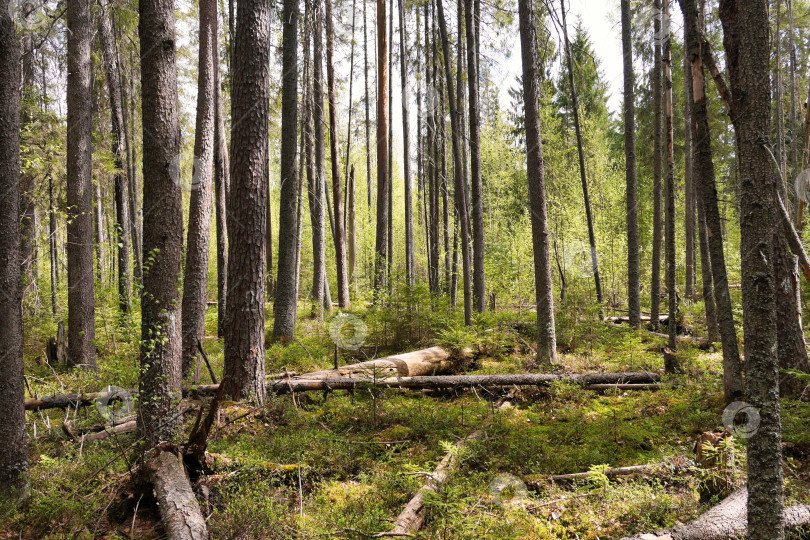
436, 0, 473, 325
720, 0, 786, 535
138, 0, 184, 445
560, 0, 602, 308
181, 0, 217, 379
145, 451, 209, 540
518, 0, 557, 365
680, 0, 743, 401
325, 0, 349, 308
374, 0, 390, 297
347, 165, 356, 283
0, 5, 29, 496
399, 0, 415, 287
382, 431, 483, 536
663, 0, 677, 356
364, 0, 373, 213
309, 0, 328, 316
621, 0, 640, 329
272, 0, 300, 341
222, 0, 271, 404
99, 0, 132, 314
214, 45, 229, 339
684, 39, 696, 301
66, 0, 96, 368
651, 0, 663, 332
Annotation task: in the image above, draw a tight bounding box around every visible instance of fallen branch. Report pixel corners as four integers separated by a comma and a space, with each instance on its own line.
526, 458, 690, 485
621, 487, 810, 540
377, 431, 483, 537
582, 383, 662, 391
145, 450, 209, 540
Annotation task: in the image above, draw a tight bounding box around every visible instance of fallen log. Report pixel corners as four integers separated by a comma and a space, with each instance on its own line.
606, 315, 670, 324
27, 371, 662, 410
526, 458, 690, 485
621, 487, 810, 540
299, 346, 464, 380
582, 383, 662, 391
378, 431, 483, 537
85, 419, 137, 442
145, 450, 209, 540
26, 388, 138, 412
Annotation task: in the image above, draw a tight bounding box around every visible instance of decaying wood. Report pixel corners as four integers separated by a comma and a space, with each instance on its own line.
526, 458, 689, 484
621, 487, 810, 540
378, 431, 483, 537
145, 450, 209, 540
85, 419, 137, 441
299, 346, 464, 380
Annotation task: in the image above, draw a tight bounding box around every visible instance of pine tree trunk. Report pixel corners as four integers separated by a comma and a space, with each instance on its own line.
214, 42, 229, 339
663, 0, 678, 355
273, 0, 300, 342
387, 0, 393, 291
719, 0, 785, 536
684, 41, 696, 301
222, 0, 270, 405
0, 5, 29, 496
518, 0, 556, 365
99, 0, 132, 314
680, 0, 743, 401
651, 0, 663, 332
67, 0, 96, 368
399, 0, 414, 287
374, 0, 390, 296
436, 0, 473, 325
309, 0, 327, 314
364, 0, 373, 214
621, 0, 640, 329
560, 0, 602, 309
347, 165, 356, 285
138, 0, 184, 443
182, 0, 217, 379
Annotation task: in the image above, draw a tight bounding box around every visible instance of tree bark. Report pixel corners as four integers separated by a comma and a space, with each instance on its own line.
0, 5, 29, 496
518, 0, 557, 365
663, 0, 678, 357
374, 0, 390, 297
272, 0, 300, 342
436, 0, 473, 325
20, 22, 37, 291
621, 0, 640, 329
364, 0, 373, 213
680, 0, 743, 401
145, 451, 209, 539
399, 0, 415, 288
720, 0, 786, 535
222, 0, 271, 405
182, 0, 217, 379
66, 0, 96, 368
684, 39, 696, 301
214, 42, 229, 340
651, 0, 663, 332
99, 0, 132, 315
560, 0, 602, 309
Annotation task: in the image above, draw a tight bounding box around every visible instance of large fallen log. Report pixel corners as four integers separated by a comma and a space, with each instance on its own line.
606, 315, 670, 324
621, 487, 810, 540
28, 371, 662, 411
300, 346, 463, 380
145, 450, 209, 540
378, 431, 483, 537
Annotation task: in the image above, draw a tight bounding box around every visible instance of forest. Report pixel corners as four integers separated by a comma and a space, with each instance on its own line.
1, 0, 810, 536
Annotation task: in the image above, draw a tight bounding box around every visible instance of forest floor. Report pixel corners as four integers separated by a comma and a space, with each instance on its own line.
3, 292, 810, 539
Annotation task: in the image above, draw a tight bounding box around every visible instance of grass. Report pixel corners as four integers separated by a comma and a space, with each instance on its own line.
3, 293, 810, 539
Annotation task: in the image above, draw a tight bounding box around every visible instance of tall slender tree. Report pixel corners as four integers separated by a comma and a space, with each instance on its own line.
138, 0, 184, 443
181, 0, 217, 378
684, 37, 696, 301
214, 36, 229, 339
374, 0, 390, 296
621, 0, 639, 328
99, 0, 131, 315
650, 0, 663, 331
325, 0, 349, 308
399, 0, 414, 287
719, 0, 785, 535
66, 0, 96, 368
222, 0, 271, 404
0, 0, 29, 496
364, 0, 372, 213
663, 0, 677, 355
518, 0, 556, 365
273, 0, 300, 341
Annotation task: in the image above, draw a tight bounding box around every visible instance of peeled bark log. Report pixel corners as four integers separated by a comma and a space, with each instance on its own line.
621, 487, 810, 540
145, 451, 209, 540
299, 346, 462, 380
380, 431, 483, 537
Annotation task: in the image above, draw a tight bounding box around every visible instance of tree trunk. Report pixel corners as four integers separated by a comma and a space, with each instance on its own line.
99, 0, 132, 315
181, 0, 217, 379
621, 0, 640, 329
347, 165, 356, 284
560, 0, 602, 309
144, 451, 209, 539
374, 0, 390, 297
48, 175, 58, 317
20, 25, 37, 291
214, 42, 229, 340
309, 0, 328, 316
0, 6, 29, 496
272, 0, 300, 342
325, 0, 350, 308
719, 0, 785, 536
681, 0, 743, 401
364, 0, 373, 214
222, 0, 270, 405
66, 0, 96, 368
684, 40, 696, 301
518, 0, 557, 365
436, 0, 473, 325
651, 0, 663, 332
387, 0, 394, 291
399, 0, 414, 287
138, 0, 184, 445
465, 0, 485, 312
125, 50, 143, 284
663, 0, 678, 356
